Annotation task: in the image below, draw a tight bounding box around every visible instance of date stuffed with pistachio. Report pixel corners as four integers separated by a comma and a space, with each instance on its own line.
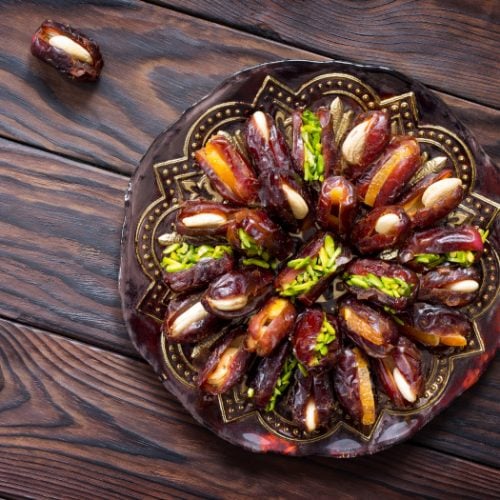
275, 233, 352, 306
291, 108, 337, 182
357, 136, 421, 207
226, 208, 294, 264
351, 206, 411, 254
341, 110, 390, 180
399, 169, 464, 229
176, 200, 236, 237
163, 294, 226, 344
246, 297, 297, 357
334, 347, 377, 426
195, 133, 259, 205
418, 266, 480, 307
338, 298, 398, 357
317, 176, 358, 235
399, 225, 484, 271
343, 259, 418, 311
161, 242, 234, 293
292, 307, 340, 372
198, 329, 252, 395
374, 336, 424, 407
399, 302, 472, 347
291, 370, 335, 432
202, 267, 274, 318
31, 20, 104, 81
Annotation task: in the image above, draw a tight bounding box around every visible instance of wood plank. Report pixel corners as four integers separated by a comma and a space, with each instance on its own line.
0, 137, 499, 466
160, 0, 500, 108
0, 318, 498, 499
0, 1, 498, 176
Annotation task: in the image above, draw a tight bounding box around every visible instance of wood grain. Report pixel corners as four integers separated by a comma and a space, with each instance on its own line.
160, 0, 500, 108
0, 0, 498, 177
0, 318, 498, 499
0, 136, 498, 466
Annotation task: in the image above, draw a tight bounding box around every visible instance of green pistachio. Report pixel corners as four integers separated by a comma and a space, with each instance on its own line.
161, 241, 231, 273
265, 356, 298, 412
344, 272, 413, 298
301, 109, 324, 182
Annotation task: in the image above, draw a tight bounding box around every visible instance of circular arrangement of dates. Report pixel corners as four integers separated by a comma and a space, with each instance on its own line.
120, 60, 499, 457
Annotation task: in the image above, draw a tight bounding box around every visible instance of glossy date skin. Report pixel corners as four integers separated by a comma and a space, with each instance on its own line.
291, 371, 335, 432
399, 225, 484, 271
246, 297, 297, 357
163, 294, 225, 344
338, 298, 399, 357
195, 133, 260, 205
176, 200, 236, 237
202, 268, 274, 319
226, 208, 294, 260
292, 308, 340, 372
198, 329, 252, 395
418, 266, 480, 307
317, 176, 358, 235
245, 111, 293, 173
31, 20, 104, 81
357, 136, 421, 207
342, 110, 390, 180
250, 341, 291, 409
374, 336, 424, 407
399, 169, 464, 229
399, 302, 472, 347
343, 259, 419, 311
163, 252, 234, 294
351, 206, 411, 254
334, 347, 376, 426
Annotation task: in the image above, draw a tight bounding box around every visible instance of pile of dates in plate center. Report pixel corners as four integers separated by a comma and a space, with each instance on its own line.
160, 98, 486, 433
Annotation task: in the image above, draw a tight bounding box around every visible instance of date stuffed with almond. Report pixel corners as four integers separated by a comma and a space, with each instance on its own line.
176, 200, 236, 237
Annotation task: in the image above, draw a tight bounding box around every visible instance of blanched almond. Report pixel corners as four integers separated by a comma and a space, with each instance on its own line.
341, 120, 370, 165
49, 35, 93, 64
374, 213, 401, 235
282, 183, 309, 219
393, 368, 416, 403
421, 178, 462, 208
171, 302, 209, 338
181, 213, 227, 228
446, 279, 480, 293
252, 111, 270, 142
304, 399, 318, 432
206, 295, 248, 311
206, 347, 239, 385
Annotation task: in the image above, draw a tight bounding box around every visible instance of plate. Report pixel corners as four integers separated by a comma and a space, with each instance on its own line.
119, 59, 499, 457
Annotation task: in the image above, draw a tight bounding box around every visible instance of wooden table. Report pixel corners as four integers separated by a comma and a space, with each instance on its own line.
0, 1, 498, 497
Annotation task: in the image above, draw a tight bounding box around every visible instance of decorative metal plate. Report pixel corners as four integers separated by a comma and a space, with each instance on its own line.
119, 60, 499, 457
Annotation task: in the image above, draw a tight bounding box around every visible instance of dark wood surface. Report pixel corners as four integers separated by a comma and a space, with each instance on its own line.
0, 0, 498, 497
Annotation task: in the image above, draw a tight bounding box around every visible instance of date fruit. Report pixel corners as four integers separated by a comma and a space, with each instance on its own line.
276, 233, 352, 306
399, 302, 471, 347
374, 336, 424, 407
202, 268, 274, 318
246, 297, 297, 357
176, 199, 236, 237
343, 259, 418, 310
399, 225, 484, 271
291, 370, 335, 432
399, 169, 464, 228
341, 110, 390, 180
195, 133, 259, 205
317, 176, 358, 235
198, 329, 252, 395
163, 295, 225, 344
292, 308, 340, 371
334, 347, 376, 426
338, 298, 398, 357
351, 205, 411, 254
357, 136, 421, 207
31, 20, 103, 81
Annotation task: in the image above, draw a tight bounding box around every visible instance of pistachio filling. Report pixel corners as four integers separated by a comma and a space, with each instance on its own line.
413, 251, 475, 268
344, 272, 413, 298
301, 109, 325, 182
279, 235, 341, 297
238, 229, 278, 269
312, 316, 337, 364
161, 242, 231, 273
265, 356, 297, 412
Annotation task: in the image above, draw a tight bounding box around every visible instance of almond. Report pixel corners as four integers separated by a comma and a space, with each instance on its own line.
341, 119, 370, 164
446, 279, 479, 293
49, 35, 93, 64
393, 367, 416, 403
206, 295, 248, 312
421, 178, 462, 208
374, 213, 401, 235
181, 213, 227, 228
282, 183, 309, 220
171, 302, 209, 338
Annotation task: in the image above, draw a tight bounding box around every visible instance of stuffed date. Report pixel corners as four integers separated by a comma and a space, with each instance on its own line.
343, 259, 418, 311
334, 347, 377, 426
176, 200, 235, 237
338, 298, 398, 357
202, 268, 274, 319
292, 307, 340, 371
